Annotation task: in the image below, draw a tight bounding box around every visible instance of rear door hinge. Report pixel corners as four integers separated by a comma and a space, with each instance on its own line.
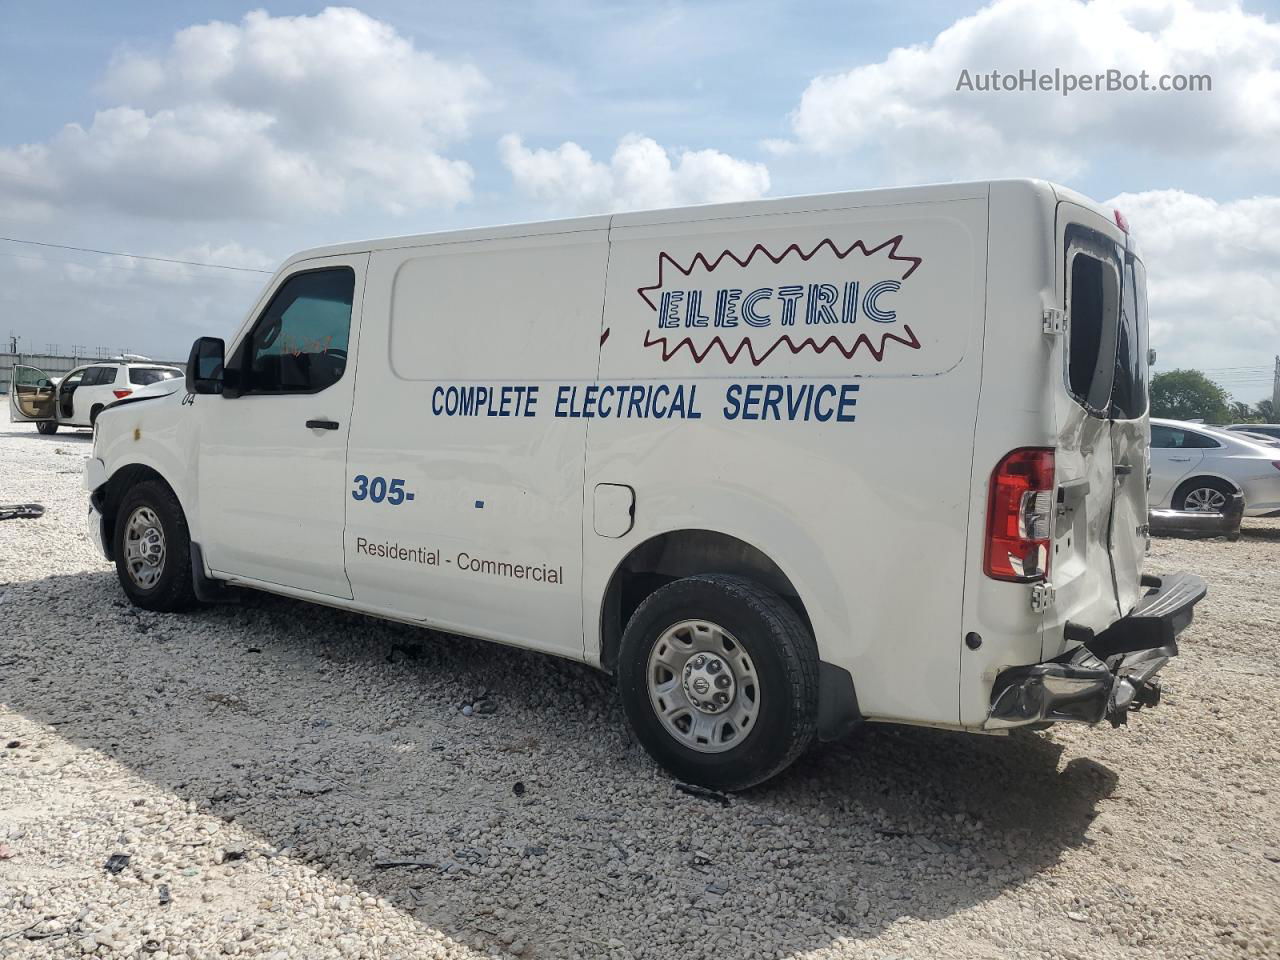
1030, 581, 1056, 613
1042, 308, 1065, 336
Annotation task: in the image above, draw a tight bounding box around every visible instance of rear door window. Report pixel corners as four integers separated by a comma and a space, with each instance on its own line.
1149, 424, 1178, 448
1183, 429, 1222, 449
86, 366, 118, 386
1150, 425, 1221, 449
1065, 225, 1121, 416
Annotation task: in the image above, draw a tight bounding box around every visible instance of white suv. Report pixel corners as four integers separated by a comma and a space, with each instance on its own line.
9, 358, 183, 434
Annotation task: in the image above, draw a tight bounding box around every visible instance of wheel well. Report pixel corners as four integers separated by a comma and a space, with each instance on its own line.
598, 529, 813, 673
1172, 474, 1239, 505
97, 464, 176, 561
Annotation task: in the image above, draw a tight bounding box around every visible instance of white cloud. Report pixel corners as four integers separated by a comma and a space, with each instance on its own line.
780, 0, 1280, 182
499, 133, 770, 213
1109, 189, 1280, 391
0, 7, 486, 221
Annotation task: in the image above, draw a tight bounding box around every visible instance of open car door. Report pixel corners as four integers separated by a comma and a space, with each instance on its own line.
9, 364, 57, 423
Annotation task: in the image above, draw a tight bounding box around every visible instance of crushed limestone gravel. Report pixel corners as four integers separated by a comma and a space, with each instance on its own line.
0, 422, 1276, 959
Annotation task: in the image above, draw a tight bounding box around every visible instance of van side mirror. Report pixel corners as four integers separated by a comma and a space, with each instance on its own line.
186, 337, 225, 395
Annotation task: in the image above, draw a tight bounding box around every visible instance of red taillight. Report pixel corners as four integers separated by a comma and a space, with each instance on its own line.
984, 448, 1055, 582
1114, 208, 1130, 233
112, 389, 132, 399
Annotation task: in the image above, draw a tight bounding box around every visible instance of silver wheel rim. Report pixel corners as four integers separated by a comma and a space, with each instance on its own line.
646, 619, 760, 754
123, 506, 166, 589
1184, 487, 1227, 512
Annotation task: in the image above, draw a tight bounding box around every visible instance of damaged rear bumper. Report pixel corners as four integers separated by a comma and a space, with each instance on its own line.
986, 571, 1207, 730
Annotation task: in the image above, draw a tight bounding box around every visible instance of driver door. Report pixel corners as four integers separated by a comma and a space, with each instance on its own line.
197, 254, 367, 598
8, 365, 56, 423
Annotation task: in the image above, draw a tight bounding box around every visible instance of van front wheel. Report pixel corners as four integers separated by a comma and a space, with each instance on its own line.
617, 574, 819, 791
113, 480, 196, 612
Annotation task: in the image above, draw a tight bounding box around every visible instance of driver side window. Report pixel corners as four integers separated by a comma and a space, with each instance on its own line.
244, 268, 354, 394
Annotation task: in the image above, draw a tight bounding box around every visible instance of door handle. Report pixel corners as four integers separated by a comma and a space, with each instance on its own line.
1169, 456, 1192, 462
306, 419, 340, 431
1114, 463, 1133, 476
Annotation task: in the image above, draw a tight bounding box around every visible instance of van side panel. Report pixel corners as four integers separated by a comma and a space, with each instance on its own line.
584, 196, 989, 725
342, 229, 609, 660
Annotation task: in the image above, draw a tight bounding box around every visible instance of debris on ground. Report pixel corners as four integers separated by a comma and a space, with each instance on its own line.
0, 503, 44, 521
674, 782, 732, 806
103, 853, 130, 875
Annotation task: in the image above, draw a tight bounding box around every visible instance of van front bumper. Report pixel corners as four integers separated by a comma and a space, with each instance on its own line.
985, 572, 1207, 730
86, 501, 109, 560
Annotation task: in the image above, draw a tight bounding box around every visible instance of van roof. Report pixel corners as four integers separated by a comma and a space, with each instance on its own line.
279, 178, 1111, 271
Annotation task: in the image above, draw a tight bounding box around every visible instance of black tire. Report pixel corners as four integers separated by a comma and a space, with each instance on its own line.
1173, 476, 1236, 513
89, 405, 104, 427
617, 574, 819, 791
113, 480, 197, 612
36, 420, 58, 435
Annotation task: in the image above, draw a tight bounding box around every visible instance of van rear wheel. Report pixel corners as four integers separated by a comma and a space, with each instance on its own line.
617, 574, 819, 791
113, 480, 196, 612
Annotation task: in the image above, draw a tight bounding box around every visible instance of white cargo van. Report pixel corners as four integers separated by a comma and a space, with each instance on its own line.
81, 180, 1205, 790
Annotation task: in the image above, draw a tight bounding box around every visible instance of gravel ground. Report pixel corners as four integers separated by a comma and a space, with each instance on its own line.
1, 421, 1277, 960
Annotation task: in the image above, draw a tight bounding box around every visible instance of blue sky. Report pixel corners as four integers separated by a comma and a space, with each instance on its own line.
2, 0, 1279, 398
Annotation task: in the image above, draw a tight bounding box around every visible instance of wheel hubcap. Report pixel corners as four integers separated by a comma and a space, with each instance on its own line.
647, 620, 759, 754
123, 506, 166, 589
1184, 487, 1226, 512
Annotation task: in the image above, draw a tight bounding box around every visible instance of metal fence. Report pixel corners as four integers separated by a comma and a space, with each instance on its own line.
0, 352, 185, 394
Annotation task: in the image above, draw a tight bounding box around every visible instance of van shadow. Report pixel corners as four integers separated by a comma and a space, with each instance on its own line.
2, 570, 1117, 957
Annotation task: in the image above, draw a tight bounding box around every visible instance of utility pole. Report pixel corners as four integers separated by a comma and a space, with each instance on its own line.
1273, 355, 1280, 422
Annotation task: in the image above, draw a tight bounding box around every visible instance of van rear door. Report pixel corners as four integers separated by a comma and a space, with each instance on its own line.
1107, 251, 1149, 614
1048, 207, 1128, 648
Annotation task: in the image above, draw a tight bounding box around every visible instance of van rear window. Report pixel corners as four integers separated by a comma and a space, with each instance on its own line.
1065, 226, 1120, 415
1110, 257, 1148, 420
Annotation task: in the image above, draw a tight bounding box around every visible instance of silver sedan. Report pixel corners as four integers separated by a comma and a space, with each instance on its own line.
1150, 418, 1280, 516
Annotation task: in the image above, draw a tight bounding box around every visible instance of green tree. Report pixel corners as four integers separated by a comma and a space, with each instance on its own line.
1256, 398, 1276, 422
1149, 369, 1231, 423
1229, 400, 1257, 423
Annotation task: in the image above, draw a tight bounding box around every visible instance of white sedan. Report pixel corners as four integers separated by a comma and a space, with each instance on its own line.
1150, 418, 1280, 516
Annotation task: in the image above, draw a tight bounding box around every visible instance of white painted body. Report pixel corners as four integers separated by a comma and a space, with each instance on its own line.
82, 180, 1152, 732
1149, 418, 1280, 516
